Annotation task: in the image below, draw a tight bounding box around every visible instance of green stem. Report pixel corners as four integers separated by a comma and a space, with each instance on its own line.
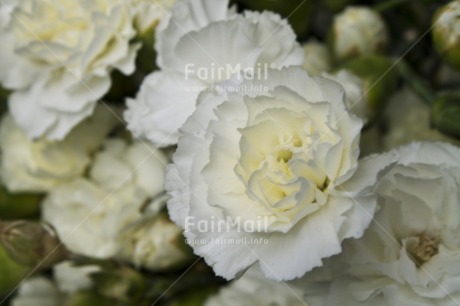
397, 60, 436, 106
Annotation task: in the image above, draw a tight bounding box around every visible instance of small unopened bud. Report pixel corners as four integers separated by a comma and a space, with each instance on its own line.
330, 6, 388, 61
91, 267, 145, 302
301, 40, 333, 75
431, 93, 460, 138
116, 213, 193, 271
432, 1, 460, 70
338, 55, 398, 123
0, 221, 67, 268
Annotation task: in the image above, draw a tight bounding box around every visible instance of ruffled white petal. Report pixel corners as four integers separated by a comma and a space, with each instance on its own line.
125, 71, 206, 146
155, 0, 235, 68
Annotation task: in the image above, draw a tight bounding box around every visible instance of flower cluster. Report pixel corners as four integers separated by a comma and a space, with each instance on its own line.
2, 0, 460, 305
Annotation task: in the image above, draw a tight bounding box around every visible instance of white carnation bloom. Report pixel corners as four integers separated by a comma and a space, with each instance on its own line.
117, 212, 190, 270
334, 142, 460, 306
43, 140, 167, 258
166, 67, 378, 281
205, 268, 307, 306
331, 7, 388, 61
125, 0, 304, 147
301, 40, 332, 75
383, 88, 460, 150
53, 261, 101, 294
11, 277, 63, 306
0, 106, 118, 193
0, 0, 140, 140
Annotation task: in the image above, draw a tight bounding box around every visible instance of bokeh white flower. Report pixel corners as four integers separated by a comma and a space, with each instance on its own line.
331, 7, 388, 61
117, 211, 191, 270
0, 106, 118, 193
43, 139, 167, 258
53, 261, 100, 294
432, 0, 460, 70
166, 67, 378, 281
11, 277, 63, 306
125, 0, 304, 146
0, 0, 140, 140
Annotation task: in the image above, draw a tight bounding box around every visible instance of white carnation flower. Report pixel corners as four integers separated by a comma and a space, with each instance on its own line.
11, 277, 63, 306
0, 106, 118, 193
43, 140, 167, 258
335, 142, 460, 306
205, 268, 307, 306
0, 0, 140, 140
331, 7, 388, 61
125, 0, 304, 147
166, 67, 378, 281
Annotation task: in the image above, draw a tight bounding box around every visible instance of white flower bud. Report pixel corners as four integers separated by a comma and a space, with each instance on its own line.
331, 7, 388, 61
432, 0, 460, 70
117, 213, 191, 271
